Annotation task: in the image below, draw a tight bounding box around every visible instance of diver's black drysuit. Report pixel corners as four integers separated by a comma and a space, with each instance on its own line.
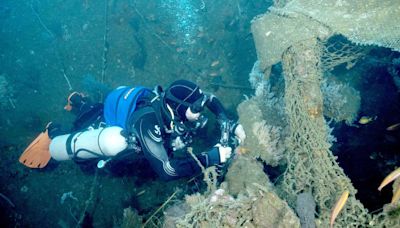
66, 88, 229, 181
125, 91, 228, 180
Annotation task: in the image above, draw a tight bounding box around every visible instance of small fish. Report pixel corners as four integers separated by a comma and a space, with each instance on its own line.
330, 190, 349, 228
378, 167, 400, 191
358, 116, 377, 125
386, 122, 400, 131
136, 190, 146, 196
211, 60, 220, 67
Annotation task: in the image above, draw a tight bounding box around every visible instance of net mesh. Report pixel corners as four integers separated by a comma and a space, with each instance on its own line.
321, 36, 371, 71
280, 38, 371, 227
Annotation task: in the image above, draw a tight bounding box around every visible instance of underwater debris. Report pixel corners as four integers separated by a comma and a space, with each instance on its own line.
169, 154, 299, 227
60, 191, 78, 204
0, 193, 15, 208
248, 1, 400, 224
30, 0, 55, 39
279, 38, 371, 226
174, 183, 300, 227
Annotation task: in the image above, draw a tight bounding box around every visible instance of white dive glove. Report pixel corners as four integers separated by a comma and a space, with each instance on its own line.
215, 144, 232, 163
234, 124, 246, 144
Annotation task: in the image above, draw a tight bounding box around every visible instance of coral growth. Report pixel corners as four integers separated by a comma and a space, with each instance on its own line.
251, 120, 285, 165
249, 61, 267, 97
235, 61, 289, 166
237, 98, 286, 166
249, 61, 287, 126
119, 207, 142, 228
321, 74, 361, 125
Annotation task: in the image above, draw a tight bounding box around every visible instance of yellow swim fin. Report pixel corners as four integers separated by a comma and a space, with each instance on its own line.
19, 125, 52, 168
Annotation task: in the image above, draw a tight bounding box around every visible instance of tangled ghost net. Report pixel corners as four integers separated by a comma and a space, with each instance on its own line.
249, 0, 400, 227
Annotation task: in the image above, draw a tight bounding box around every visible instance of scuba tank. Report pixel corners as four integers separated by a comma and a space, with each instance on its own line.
49, 126, 128, 161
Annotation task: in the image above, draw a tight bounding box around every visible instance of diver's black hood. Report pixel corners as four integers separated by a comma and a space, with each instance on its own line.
164, 79, 204, 120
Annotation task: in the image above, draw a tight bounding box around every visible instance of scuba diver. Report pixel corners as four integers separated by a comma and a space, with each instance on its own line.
19, 79, 246, 180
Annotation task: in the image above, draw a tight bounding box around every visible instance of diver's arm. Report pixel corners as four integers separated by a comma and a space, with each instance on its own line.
205, 94, 228, 121
205, 94, 246, 144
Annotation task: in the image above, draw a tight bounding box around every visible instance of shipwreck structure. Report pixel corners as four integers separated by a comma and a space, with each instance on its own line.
247, 0, 400, 227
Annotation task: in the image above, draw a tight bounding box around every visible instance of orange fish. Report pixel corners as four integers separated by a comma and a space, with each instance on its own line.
330, 190, 349, 228
378, 167, 400, 191
392, 186, 400, 204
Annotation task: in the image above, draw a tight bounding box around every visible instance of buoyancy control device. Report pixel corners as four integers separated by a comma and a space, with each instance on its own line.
104, 86, 152, 130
